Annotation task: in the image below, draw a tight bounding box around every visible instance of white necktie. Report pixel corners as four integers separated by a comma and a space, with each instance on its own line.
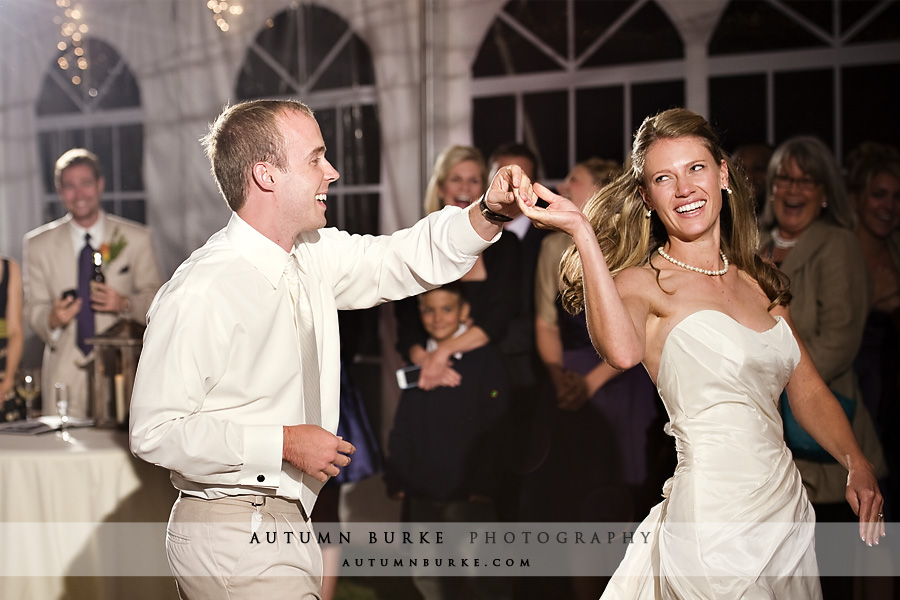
284, 254, 322, 511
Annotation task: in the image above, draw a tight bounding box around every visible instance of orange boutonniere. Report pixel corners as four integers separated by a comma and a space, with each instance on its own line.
100, 227, 127, 264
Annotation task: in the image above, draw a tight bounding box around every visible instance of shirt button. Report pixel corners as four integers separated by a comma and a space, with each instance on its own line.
257, 475, 265, 482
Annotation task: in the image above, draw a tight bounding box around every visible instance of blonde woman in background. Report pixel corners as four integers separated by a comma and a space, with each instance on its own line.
395, 144, 522, 389
847, 142, 900, 526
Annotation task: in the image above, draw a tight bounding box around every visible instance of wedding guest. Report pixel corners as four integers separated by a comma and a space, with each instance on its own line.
395, 145, 521, 391
846, 141, 900, 521
23, 148, 162, 417
386, 282, 511, 600
732, 141, 773, 216
0, 257, 23, 401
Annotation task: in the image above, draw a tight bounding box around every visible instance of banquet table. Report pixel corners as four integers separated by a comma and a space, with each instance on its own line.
0, 426, 179, 599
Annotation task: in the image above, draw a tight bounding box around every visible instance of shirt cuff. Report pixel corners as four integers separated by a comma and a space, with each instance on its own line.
241, 424, 283, 489
449, 206, 501, 254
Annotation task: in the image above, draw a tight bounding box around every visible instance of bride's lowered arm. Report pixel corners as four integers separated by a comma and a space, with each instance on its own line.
774, 304, 884, 545
517, 182, 647, 370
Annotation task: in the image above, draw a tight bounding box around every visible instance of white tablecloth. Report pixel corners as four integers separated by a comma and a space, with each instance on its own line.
0, 427, 179, 599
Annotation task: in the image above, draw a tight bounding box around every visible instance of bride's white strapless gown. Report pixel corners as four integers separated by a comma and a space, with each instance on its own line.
601, 310, 822, 599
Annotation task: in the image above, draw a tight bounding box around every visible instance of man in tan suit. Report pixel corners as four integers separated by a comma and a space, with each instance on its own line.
23, 148, 162, 417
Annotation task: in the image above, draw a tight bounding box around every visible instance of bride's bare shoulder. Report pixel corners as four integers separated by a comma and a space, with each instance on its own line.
614, 263, 661, 293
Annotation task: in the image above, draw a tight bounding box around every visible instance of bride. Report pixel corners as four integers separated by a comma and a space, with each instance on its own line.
515, 108, 883, 598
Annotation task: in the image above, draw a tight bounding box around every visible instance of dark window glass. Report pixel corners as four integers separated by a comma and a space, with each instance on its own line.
120, 124, 144, 192
335, 194, 381, 236
575, 86, 625, 164
709, 74, 768, 151
841, 1, 881, 35
631, 80, 685, 134
119, 199, 146, 224
313, 36, 375, 91
582, 1, 683, 67
523, 91, 568, 179
237, 5, 374, 98
37, 38, 140, 115
774, 69, 833, 146
341, 105, 381, 186
472, 96, 517, 163
89, 126, 114, 182
784, 0, 832, 34
573, 1, 635, 57
35, 76, 80, 116
45, 201, 65, 223
502, 0, 569, 58
845, 1, 900, 44
96, 62, 141, 110
473, 19, 564, 78
709, 0, 828, 55
843, 63, 900, 152
316, 108, 338, 166
236, 48, 292, 100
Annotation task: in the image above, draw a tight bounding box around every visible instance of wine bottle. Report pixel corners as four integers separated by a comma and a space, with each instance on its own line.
91, 251, 105, 283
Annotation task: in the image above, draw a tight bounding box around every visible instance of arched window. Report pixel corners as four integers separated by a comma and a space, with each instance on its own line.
236, 3, 381, 235
36, 37, 145, 223
708, 0, 900, 157
471, 0, 684, 181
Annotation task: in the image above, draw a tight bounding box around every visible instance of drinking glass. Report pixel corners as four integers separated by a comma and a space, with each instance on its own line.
16, 371, 40, 420
55, 382, 72, 442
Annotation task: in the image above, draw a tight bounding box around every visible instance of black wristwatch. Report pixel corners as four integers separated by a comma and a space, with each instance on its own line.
478, 194, 513, 223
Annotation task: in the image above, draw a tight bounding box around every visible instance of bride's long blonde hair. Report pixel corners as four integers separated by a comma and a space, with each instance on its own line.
559, 108, 790, 314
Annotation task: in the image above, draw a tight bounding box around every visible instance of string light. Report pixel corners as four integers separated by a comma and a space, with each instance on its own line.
207, 1, 243, 32
55, 0, 89, 85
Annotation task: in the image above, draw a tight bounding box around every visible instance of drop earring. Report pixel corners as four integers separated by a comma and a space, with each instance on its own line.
645, 208, 652, 219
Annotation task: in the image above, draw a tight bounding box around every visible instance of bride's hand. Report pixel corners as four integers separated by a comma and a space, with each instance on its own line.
517, 182, 589, 236
846, 464, 885, 546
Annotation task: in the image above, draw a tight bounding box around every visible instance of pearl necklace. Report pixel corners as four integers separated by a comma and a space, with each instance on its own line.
770, 227, 798, 250
657, 247, 729, 277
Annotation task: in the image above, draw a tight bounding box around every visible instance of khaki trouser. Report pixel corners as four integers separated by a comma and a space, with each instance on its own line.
166, 493, 322, 599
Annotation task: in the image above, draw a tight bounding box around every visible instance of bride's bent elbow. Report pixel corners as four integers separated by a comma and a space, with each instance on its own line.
602, 348, 642, 371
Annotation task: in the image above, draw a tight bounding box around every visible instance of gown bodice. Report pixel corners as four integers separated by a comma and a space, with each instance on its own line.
601, 310, 822, 599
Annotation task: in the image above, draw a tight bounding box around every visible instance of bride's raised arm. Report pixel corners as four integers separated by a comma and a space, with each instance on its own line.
518, 182, 648, 370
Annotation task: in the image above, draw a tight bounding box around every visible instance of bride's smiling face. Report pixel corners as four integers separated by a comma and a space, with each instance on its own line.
640, 136, 729, 242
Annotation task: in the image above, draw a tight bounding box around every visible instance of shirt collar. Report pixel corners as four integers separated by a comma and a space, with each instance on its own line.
225, 212, 293, 289
68, 211, 106, 250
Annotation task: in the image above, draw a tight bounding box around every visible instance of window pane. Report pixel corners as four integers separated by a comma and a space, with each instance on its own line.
582, 1, 683, 67
341, 105, 380, 186
574, 1, 634, 58
502, 0, 569, 58
35, 74, 81, 116
88, 126, 114, 184
97, 64, 141, 110
236, 48, 293, 99
316, 108, 338, 166
843, 63, 900, 152
710, 74, 768, 151
120, 124, 144, 192
473, 96, 517, 163
576, 86, 625, 164
774, 69, 833, 146
845, 1, 900, 44
313, 36, 375, 91
631, 81, 685, 134
473, 19, 564, 78
119, 199, 147, 224
341, 194, 380, 236
523, 91, 568, 179
709, 0, 827, 56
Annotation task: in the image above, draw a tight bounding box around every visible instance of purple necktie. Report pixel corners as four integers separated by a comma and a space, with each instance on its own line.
77, 233, 95, 355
